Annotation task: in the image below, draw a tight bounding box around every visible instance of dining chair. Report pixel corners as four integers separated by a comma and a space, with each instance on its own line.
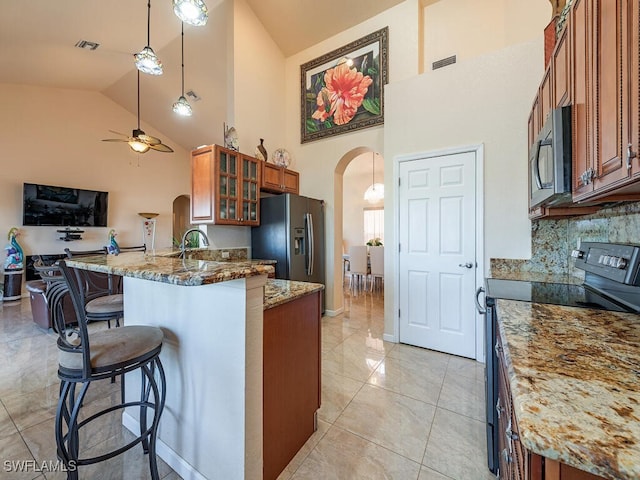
347, 246, 368, 291
369, 246, 384, 292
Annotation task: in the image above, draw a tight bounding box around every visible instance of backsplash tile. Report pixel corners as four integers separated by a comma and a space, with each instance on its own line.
491, 202, 640, 278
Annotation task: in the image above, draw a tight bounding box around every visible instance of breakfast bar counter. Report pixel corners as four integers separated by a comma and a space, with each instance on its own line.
496, 299, 640, 480
65, 251, 322, 480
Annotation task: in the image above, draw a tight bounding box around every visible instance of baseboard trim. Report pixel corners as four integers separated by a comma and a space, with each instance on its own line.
324, 307, 344, 317
123, 412, 207, 480
383, 333, 397, 343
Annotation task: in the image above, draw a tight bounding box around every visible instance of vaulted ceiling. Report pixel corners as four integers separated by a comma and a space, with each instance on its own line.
0, 0, 404, 151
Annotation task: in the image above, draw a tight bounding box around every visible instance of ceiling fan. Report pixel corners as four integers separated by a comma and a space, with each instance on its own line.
102, 72, 174, 154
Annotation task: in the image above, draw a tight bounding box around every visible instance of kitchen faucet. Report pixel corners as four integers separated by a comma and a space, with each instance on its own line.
180, 228, 210, 258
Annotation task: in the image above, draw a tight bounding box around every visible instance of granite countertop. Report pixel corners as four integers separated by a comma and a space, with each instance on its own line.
263, 279, 324, 310
488, 270, 584, 285
65, 251, 274, 286
496, 299, 640, 480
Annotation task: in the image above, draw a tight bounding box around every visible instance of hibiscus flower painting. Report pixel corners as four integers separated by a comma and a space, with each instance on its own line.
301, 27, 388, 143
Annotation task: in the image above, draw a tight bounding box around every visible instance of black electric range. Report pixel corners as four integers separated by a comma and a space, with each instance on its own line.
479, 242, 640, 476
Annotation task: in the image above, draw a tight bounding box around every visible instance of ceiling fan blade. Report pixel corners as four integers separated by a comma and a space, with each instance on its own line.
148, 143, 174, 153
102, 138, 129, 142
139, 134, 161, 145
107, 129, 129, 137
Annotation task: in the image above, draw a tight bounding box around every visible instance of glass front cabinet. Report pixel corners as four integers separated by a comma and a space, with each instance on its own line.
191, 144, 261, 226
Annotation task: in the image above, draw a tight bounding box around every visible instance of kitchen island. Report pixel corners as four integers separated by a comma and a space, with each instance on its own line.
65, 251, 323, 480
496, 299, 640, 480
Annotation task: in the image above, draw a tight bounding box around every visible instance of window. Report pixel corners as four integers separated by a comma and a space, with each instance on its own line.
364, 208, 384, 244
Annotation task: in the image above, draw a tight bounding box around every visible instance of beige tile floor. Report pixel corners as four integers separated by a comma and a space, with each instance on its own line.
0, 285, 493, 480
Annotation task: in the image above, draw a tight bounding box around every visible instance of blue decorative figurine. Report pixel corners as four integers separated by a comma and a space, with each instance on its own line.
4, 227, 24, 270
107, 229, 120, 255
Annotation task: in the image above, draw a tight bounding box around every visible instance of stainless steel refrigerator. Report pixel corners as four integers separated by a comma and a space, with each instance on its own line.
251, 194, 325, 309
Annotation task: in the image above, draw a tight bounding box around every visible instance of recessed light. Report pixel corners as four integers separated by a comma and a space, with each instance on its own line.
75, 40, 100, 51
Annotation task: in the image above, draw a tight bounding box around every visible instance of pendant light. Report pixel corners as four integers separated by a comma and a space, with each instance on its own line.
173, 22, 193, 116
135, 0, 163, 75
173, 0, 209, 26
364, 152, 384, 204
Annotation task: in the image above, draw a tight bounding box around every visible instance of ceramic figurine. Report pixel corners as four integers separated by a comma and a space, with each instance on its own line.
255, 138, 267, 161
107, 229, 120, 255
4, 227, 24, 270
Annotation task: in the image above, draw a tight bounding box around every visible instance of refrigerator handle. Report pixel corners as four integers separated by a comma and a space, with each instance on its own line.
305, 213, 314, 276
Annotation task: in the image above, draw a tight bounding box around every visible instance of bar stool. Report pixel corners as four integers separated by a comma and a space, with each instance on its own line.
64, 248, 124, 328
53, 261, 166, 480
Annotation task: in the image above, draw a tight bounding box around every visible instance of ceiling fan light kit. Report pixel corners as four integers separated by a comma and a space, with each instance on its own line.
173, 0, 209, 26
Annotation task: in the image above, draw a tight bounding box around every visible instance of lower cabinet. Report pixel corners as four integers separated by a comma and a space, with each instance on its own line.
263, 291, 321, 480
496, 330, 604, 480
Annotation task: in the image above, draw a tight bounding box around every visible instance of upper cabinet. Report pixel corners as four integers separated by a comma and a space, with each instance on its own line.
260, 162, 300, 195
191, 145, 261, 226
529, 0, 640, 217
572, 0, 640, 202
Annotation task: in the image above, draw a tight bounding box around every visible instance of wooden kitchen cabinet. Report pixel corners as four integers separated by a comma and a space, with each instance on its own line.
540, 66, 553, 126
552, 24, 570, 108
571, 0, 640, 202
260, 162, 299, 194
263, 291, 321, 480
190, 144, 260, 226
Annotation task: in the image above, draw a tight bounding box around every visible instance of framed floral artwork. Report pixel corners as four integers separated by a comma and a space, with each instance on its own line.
300, 27, 388, 144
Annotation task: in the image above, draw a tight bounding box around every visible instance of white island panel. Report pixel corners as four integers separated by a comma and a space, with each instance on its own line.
122, 274, 266, 480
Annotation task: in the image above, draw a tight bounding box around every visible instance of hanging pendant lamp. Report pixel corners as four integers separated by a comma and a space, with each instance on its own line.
173, 22, 193, 116
364, 152, 384, 204
135, 0, 163, 75
173, 0, 208, 26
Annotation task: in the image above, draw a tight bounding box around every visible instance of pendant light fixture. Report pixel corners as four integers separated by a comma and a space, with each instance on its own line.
364, 152, 384, 204
135, 0, 163, 75
173, 0, 209, 26
173, 22, 193, 116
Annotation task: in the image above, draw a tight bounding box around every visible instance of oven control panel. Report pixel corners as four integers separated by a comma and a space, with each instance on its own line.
572, 242, 640, 285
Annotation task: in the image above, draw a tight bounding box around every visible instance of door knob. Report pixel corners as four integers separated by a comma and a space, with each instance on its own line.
458, 262, 474, 268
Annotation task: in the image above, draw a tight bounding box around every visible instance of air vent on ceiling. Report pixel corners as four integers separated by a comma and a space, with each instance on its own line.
432, 55, 456, 70
75, 40, 100, 51
186, 90, 201, 102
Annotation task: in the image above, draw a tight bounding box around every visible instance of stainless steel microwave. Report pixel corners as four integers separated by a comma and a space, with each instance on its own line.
529, 106, 572, 207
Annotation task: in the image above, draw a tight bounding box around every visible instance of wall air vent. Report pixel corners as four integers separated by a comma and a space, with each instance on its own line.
75, 40, 100, 51
432, 55, 456, 70
186, 90, 201, 102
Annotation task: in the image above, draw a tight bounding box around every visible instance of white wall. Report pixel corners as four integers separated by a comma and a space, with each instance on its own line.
232, 0, 287, 158
283, 0, 420, 313
0, 84, 190, 258
423, 0, 550, 67
384, 37, 545, 335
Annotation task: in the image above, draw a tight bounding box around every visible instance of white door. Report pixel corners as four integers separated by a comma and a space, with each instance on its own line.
398, 151, 477, 358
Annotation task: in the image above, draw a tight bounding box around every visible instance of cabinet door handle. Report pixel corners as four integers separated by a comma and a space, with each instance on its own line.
496, 400, 504, 419
627, 144, 636, 169
501, 448, 512, 464
505, 418, 519, 442
495, 343, 502, 357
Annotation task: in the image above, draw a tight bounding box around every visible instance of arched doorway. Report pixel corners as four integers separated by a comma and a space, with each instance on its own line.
332, 147, 385, 314
172, 195, 192, 246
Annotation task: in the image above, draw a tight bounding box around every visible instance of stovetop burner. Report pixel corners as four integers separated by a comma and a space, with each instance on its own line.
485, 278, 636, 312
486, 242, 640, 313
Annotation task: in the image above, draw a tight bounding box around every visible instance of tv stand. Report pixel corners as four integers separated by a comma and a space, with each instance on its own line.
57, 228, 84, 241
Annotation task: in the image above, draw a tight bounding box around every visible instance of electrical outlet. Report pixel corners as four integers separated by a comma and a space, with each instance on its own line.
221, 251, 230, 259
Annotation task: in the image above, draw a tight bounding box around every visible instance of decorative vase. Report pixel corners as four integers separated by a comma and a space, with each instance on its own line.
256, 138, 268, 161
4, 227, 24, 270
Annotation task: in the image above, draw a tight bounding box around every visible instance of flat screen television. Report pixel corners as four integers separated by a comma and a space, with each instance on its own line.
23, 183, 109, 227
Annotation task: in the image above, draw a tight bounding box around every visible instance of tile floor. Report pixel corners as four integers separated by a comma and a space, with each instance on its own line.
0, 285, 493, 480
